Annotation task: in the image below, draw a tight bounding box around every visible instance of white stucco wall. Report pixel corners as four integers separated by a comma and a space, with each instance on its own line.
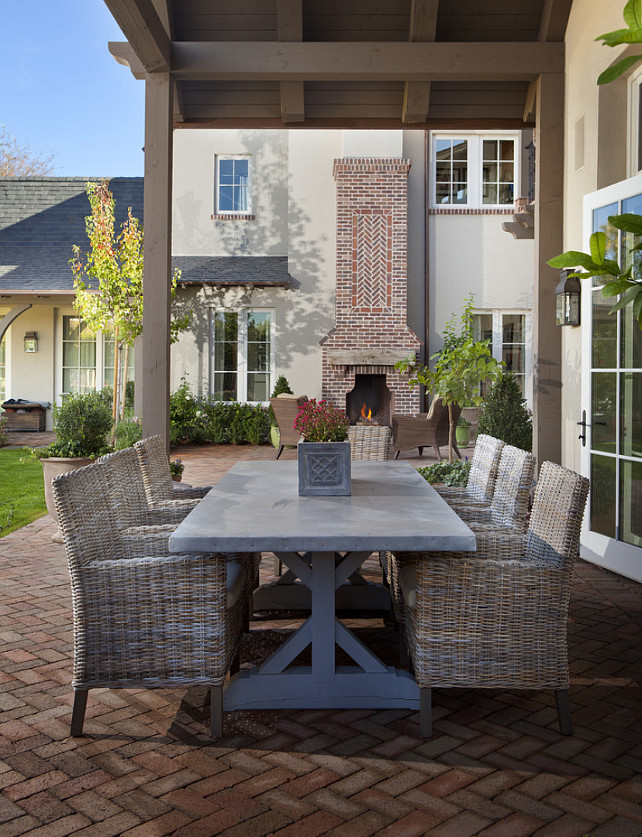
562, 0, 628, 471
404, 131, 427, 356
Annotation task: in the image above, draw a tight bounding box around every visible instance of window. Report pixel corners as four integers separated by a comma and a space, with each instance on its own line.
210, 309, 273, 402
215, 155, 252, 215
472, 311, 532, 405
60, 314, 134, 397
432, 133, 518, 208
628, 67, 642, 175
0, 335, 6, 405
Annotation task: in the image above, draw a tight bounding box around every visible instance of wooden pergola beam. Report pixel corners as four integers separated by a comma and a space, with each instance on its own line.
103, 0, 171, 72
403, 0, 439, 124
278, 0, 305, 123
538, 0, 573, 42
170, 41, 564, 82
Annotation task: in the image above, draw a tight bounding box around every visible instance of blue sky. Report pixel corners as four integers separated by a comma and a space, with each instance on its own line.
1, 0, 145, 176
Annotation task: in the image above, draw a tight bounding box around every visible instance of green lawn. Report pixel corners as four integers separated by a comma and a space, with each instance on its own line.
0, 447, 48, 537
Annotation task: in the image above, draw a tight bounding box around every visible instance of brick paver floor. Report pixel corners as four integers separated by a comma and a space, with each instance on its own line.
0, 443, 640, 835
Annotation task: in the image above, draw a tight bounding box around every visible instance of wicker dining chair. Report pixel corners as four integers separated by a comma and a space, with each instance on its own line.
397, 461, 590, 738
270, 394, 307, 459
386, 443, 534, 625
135, 435, 212, 504
52, 459, 246, 739
391, 397, 462, 460
435, 434, 505, 505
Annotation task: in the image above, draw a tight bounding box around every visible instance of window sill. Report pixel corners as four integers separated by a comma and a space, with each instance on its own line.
211, 214, 256, 221
429, 207, 515, 215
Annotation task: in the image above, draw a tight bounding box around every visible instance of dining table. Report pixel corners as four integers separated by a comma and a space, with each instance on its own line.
169, 460, 476, 713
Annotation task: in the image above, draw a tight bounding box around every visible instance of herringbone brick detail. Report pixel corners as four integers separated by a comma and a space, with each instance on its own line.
353, 212, 391, 312
0, 444, 641, 835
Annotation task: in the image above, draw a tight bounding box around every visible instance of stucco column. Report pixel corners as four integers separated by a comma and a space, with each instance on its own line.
533, 72, 564, 466
142, 73, 173, 447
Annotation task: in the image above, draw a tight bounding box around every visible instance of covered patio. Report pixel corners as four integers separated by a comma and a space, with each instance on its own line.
0, 445, 640, 835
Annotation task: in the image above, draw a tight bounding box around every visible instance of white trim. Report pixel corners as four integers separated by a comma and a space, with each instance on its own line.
430, 131, 520, 210
472, 309, 533, 410
627, 65, 642, 177
214, 154, 252, 216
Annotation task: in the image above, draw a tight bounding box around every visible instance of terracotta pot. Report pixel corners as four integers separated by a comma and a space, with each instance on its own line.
171, 474, 182, 482
41, 457, 94, 542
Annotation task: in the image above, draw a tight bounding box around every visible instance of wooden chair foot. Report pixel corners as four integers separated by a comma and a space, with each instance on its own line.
70, 689, 88, 737
420, 688, 432, 738
555, 689, 573, 735
211, 685, 223, 738
276, 445, 284, 460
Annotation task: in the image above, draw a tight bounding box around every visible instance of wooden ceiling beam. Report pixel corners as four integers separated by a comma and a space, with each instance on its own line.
278, 0, 305, 123
171, 41, 564, 82
403, 0, 439, 124
538, 0, 573, 42
103, 0, 171, 72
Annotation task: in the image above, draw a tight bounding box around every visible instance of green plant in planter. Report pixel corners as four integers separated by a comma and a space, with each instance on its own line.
293, 399, 349, 442
417, 460, 471, 487
35, 392, 113, 459
478, 370, 533, 451
169, 458, 184, 477
457, 415, 471, 429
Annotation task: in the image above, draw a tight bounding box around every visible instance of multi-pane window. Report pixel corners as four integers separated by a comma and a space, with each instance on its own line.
216, 155, 251, 214
62, 316, 97, 394
472, 311, 530, 403
210, 310, 272, 402
432, 134, 517, 208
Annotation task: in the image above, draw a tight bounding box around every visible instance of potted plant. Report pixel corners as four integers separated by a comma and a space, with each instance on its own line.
455, 415, 471, 448
269, 375, 294, 449
293, 399, 351, 496
477, 370, 533, 451
169, 458, 185, 482
34, 391, 113, 541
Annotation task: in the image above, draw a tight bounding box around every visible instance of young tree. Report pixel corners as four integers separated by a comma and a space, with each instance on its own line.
0, 125, 54, 176
71, 180, 188, 427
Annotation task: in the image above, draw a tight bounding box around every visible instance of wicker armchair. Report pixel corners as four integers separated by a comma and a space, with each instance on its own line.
435, 434, 504, 505
397, 461, 590, 737
52, 460, 245, 739
270, 394, 307, 459
391, 397, 462, 460
135, 435, 212, 503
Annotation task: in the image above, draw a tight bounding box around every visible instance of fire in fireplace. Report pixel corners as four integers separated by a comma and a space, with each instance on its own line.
346, 374, 393, 426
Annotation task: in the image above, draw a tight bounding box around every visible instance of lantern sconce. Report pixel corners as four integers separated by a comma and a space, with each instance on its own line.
555, 270, 581, 326
24, 331, 38, 353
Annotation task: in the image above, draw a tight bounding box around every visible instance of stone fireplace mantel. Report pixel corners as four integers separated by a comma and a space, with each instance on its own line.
326, 350, 412, 367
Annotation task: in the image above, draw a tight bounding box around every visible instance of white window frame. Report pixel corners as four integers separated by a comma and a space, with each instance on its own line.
214, 154, 252, 215
209, 308, 275, 404
430, 131, 520, 209
55, 311, 132, 402
473, 309, 533, 409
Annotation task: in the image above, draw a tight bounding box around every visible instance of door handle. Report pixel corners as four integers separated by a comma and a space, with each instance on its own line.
577, 409, 606, 447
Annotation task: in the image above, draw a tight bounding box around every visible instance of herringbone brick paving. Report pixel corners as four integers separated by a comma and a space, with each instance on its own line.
0, 444, 640, 835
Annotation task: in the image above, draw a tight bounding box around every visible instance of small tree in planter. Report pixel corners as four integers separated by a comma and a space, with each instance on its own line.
396, 299, 503, 461
478, 370, 533, 451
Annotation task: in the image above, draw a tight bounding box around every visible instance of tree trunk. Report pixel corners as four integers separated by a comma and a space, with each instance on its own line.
120, 343, 130, 422
448, 402, 454, 463
111, 327, 120, 441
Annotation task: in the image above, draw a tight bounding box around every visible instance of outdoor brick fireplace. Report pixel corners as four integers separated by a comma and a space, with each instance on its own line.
320, 157, 421, 422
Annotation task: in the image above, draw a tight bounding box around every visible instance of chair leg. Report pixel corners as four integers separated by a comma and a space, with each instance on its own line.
230, 647, 241, 676
211, 685, 223, 739
276, 445, 284, 460
555, 689, 573, 735
70, 689, 88, 737
452, 442, 462, 460
419, 688, 432, 738
418, 446, 424, 457
434, 446, 442, 461
394, 450, 400, 460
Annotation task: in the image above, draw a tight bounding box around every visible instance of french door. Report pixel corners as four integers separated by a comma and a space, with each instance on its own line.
581, 175, 642, 582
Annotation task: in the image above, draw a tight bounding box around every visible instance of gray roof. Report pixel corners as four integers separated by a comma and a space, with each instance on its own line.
174, 255, 292, 287
0, 177, 144, 291
0, 178, 292, 292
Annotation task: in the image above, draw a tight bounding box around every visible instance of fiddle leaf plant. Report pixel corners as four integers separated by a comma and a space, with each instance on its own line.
596, 0, 642, 84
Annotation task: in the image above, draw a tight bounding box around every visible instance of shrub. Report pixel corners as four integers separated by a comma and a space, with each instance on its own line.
417, 460, 471, 487
0, 416, 7, 448
38, 392, 113, 458
477, 370, 533, 451
114, 417, 143, 449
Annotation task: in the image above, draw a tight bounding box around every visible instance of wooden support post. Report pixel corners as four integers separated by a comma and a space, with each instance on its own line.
142, 72, 173, 449
533, 72, 564, 466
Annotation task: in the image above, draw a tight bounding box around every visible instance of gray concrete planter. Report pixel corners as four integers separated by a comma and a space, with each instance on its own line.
41, 457, 94, 542
297, 440, 351, 496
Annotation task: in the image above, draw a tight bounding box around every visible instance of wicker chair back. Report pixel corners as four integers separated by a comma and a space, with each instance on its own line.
134, 434, 174, 502
488, 444, 535, 529
464, 434, 504, 502
97, 447, 154, 529
526, 461, 590, 565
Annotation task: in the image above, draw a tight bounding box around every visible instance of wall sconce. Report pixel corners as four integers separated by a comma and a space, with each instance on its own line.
24, 331, 38, 353
555, 270, 581, 326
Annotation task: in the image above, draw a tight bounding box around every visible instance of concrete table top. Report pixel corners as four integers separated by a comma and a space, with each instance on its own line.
169, 460, 476, 555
